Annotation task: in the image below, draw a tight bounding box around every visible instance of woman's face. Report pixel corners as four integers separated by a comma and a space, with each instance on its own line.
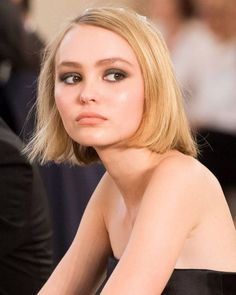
54, 24, 144, 149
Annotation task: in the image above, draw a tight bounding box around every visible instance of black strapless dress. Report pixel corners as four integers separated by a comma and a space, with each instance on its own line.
96, 256, 236, 294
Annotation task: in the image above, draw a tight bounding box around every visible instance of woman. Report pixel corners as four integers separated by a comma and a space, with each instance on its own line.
26, 7, 236, 295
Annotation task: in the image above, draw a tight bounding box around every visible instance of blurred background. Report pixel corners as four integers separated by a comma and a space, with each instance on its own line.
31, 0, 147, 41
1, 0, 235, 268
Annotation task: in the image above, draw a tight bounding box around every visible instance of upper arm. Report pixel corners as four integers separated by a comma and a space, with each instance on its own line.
38, 172, 112, 295
0, 140, 32, 257
102, 157, 203, 295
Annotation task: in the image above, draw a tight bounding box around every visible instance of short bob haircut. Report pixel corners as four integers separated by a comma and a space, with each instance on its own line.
25, 7, 197, 165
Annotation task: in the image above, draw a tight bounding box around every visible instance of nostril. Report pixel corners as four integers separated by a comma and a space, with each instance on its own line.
79, 94, 97, 104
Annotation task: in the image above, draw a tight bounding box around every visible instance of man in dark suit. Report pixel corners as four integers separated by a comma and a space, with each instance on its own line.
0, 117, 53, 294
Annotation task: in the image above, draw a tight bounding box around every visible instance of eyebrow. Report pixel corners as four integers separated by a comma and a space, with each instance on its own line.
57, 57, 133, 69
96, 57, 133, 66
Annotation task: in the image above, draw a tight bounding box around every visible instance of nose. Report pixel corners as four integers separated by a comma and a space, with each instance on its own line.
79, 79, 98, 104
80, 94, 96, 104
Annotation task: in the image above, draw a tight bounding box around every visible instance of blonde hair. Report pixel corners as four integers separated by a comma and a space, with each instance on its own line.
25, 7, 197, 165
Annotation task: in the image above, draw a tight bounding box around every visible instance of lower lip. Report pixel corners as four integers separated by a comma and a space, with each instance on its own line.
77, 117, 106, 126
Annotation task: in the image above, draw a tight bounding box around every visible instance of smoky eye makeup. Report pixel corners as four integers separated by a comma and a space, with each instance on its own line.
103, 68, 128, 82
58, 72, 82, 84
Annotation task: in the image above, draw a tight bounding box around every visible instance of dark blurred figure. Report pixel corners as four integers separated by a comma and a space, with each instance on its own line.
0, 0, 41, 139
10, 0, 32, 24
0, 116, 53, 295
10, 0, 45, 73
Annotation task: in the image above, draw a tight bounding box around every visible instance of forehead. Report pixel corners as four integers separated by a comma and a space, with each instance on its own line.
56, 24, 139, 66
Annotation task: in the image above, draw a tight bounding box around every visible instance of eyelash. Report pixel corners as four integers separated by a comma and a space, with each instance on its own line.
58, 69, 128, 85
104, 69, 127, 82
59, 73, 81, 85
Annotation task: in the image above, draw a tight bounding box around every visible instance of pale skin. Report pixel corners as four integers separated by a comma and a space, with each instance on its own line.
38, 24, 236, 294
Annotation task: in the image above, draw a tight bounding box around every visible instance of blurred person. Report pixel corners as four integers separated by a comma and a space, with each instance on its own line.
10, 0, 31, 22
0, 116, 53, 294
148, 0, 198, 49
10, 0, 45, 73
0, 0, 41, 138
195, 0, 236, 42
25, 7, 236, 294
148, 0, 212, 95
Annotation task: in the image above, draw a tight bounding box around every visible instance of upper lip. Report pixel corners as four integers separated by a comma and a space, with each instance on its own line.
76, 112, 107, 121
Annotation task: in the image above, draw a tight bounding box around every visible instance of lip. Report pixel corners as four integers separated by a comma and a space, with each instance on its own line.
76, 112, 107, 125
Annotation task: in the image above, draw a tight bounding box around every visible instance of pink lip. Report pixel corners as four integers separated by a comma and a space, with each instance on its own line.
76, 112, 107, 125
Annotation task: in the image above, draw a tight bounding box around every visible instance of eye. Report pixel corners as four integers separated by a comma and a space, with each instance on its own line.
59, 73, 82, 85
104, 69, 127, 82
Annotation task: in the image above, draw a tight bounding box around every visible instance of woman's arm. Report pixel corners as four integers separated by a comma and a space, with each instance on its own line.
101, 156, 203, 295
38, 173, 112, 295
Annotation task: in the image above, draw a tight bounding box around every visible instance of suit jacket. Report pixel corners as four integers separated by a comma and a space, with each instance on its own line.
0, 118, 53, 294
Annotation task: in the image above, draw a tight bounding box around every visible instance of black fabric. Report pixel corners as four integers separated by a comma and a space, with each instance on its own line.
0, 118, 53, 295
96, 256, 236, 294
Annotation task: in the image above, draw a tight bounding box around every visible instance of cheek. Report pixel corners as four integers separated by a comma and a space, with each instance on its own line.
54, 88, 73, 134
54, 85, 72, 119
131, 89, 145, 130
54, 85, 64, 112
54, 96, 66, 122
54, 98, 75, 140
115, 88, 144, 129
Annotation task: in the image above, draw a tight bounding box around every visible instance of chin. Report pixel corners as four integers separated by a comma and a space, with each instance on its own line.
74, 136, 107, 147
71, 131, 127, 149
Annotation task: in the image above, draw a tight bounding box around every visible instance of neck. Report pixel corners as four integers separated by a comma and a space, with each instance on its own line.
95, 146, 161, 214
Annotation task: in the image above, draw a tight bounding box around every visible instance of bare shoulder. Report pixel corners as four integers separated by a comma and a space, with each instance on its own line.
140, 151, 224, 225
139, 153, 202, 222
150, 151, 221, 196
155, 151, 205, 178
